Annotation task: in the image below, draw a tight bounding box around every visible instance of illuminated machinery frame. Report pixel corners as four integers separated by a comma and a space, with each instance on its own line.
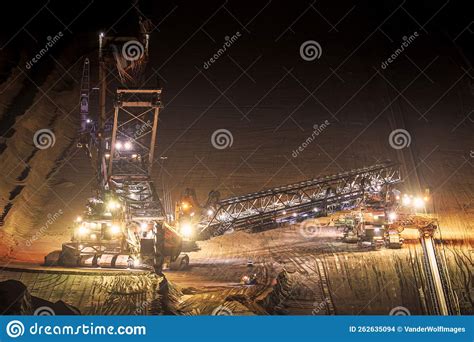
198, 162, 401, 238
107, 88, 165, 225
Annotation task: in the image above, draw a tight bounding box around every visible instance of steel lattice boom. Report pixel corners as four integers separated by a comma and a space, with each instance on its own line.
198, 162, 401, 238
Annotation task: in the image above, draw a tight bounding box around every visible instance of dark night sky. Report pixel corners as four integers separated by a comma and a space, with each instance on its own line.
0, 0, 473, 201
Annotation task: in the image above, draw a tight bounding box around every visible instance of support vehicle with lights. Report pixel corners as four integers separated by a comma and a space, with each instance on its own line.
320, 189, 430, 249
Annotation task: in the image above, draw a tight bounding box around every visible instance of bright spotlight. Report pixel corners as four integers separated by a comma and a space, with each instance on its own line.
413, 197, 425, 209
76, 216, 82, 223
107, 200, 120, 210
78, 226, 89, 236
207, 209, 214, 216
388, 212, 397, 221
111, 225, 121, 234
402, 196, 412, 206
180, 222, 193, 238
140, 222, 148, 231
115, 142, 123, 150
124, 141, 132, 150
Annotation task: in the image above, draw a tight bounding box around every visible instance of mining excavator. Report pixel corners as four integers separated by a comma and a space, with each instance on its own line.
43, 9, 447, 288
44, 17, 407, 272
46, 48, 405, 273
45, 13, 183, 272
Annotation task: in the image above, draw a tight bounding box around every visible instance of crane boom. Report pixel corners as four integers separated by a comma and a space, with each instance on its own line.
177, 162, 401, 239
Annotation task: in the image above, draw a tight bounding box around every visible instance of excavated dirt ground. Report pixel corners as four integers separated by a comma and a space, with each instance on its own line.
2, 219, 472, 315
170, 218, 473, 315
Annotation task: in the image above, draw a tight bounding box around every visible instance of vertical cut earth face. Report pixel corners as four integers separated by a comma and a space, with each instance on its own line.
0, 1, 473, 315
